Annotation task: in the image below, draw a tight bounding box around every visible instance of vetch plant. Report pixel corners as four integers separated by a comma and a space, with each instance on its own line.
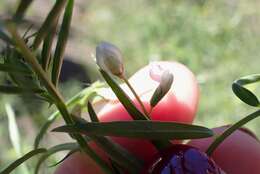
0, 1, 259, 174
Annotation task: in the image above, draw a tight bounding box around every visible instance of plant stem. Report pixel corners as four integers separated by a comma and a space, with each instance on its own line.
206, 109, 260, 156
6, 22, 113, 174
122, 76, 171, 150
122, 76, 150, 116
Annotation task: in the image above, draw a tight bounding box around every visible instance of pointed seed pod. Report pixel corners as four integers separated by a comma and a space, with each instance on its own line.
96, 42, 124, 77
150, 70, 174, 107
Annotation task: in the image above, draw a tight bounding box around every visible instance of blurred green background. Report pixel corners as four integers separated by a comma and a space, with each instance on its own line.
0, 0, 260, 173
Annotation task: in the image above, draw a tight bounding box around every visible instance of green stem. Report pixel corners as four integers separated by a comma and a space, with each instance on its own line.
32, 0, 67, 49
122, 76, 150, 116
6, 22, 113, 174
206, 109, 260, 156
122, 76, 171, 150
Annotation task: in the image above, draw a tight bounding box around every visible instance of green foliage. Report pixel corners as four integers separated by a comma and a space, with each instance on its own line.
13, 0, 33, 22
53, 120, 213, 140
71, 0, 260, 136
0, 148, 46, 174
34, 143, 79, 174
232, 83, 259, 107
100, 70, 149, 120
232, 74, 260, 107
32, 0, 67, 49
52, 0, 74, 86
88, 102, 144, 173
6, 104, 30, 174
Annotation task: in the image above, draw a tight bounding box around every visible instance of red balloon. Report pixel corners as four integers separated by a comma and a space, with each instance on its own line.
54, 61, 199, 174
188, 126, 260, 174
97, 61, 199, 161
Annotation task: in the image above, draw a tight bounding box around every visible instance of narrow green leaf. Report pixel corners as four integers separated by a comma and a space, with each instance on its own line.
88, 93, 171, 150
100, 70, 148, 120
110, 159, 125, 174
13, 0, 34, 22
0, 148, 46, 174
34, 111, 63, 149
4, 47, 43, 90
0, 85, 44, 94
100, 70, 172, 149
87, 102, 143, 173
32, 0, 67, 49
6, 103, 21, 155
5, 103, 30, 174
53, 121, 214, 140
88, 102, 99, 122
235, 74, 260, 86
34, 82, 103, 149
52, 0, 74, 86
0, 64, 31, 74
48, 148, 79, 167
0, 30, 12, 44
35, 143, 79, 174
232, 83, 259, 107
6, 22, 113, 174
0, 21, 12, 44
91, 136, 143, 173
41, 22, 58, 71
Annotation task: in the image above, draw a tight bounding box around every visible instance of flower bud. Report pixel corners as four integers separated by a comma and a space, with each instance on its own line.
150, 70, 174, 107
96, 41, 124, 77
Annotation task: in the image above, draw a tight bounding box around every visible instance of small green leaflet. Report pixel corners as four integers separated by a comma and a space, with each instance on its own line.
232, 74, 260, 107
53, 121, 214, 140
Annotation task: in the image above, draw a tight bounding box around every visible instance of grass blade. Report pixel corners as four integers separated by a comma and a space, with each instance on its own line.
87, 102, 99, 122
32, 0, 67, 49
53, 121, 214, 140
5, 103, 30, 174
51, 0, 74, 86
0, 85, 44, 94
0, 30, 12, 44
13, 0, 34, 22
48, 148, 79, 167
35, 143, 79, 174
41, 22, 58, 71
0, 22, 12, 44
100, 70, 148, 120
0, 148, 46, 174
6, 103, 22, 156
91, 136, 143, 173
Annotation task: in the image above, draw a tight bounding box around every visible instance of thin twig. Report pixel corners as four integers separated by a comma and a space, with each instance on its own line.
122, 76, 150, 116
